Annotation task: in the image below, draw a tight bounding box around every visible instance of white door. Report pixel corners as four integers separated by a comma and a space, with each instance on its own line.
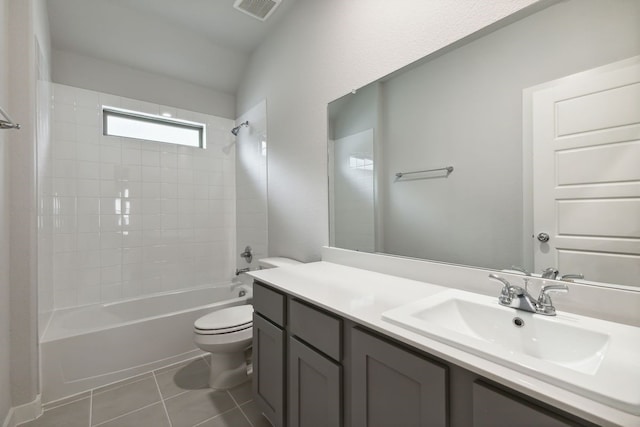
531, 57, 640, 287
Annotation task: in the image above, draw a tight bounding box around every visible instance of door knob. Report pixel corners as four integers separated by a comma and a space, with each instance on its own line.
537, 232, 550, 243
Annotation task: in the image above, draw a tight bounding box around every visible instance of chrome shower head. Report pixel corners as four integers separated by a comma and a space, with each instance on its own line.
231, 121, 249, 136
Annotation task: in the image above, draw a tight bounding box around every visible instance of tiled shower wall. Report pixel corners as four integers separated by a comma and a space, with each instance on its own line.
50, 83, 236, 309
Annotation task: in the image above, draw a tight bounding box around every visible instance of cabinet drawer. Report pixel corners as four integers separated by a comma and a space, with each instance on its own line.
253, 281, 285, 327
289, 299, 342, 361
472, 381, 581, 427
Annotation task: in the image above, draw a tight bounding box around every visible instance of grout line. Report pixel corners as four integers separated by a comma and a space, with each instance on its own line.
92, 373, 154, 397
200, 355, 210, 367
228, 390, 254, 427
236, 401, 255, 427
191, 407, 238, 427
91, 402, 160, 427
152, 371, 173, 427
88, 390, 93, 427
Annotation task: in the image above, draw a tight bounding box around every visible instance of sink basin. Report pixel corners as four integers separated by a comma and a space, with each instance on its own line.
382, 289, 640, 415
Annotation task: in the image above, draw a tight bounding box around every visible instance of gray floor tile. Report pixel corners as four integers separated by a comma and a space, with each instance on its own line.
227, 380, 252, 406
196, 408, 252, 427
94, 403, 170, 427
164, 388, 236, 427
19, 397, 90, 427
91, 375, 161, 425
240, 401, 273, 427
154, 357, 210, 399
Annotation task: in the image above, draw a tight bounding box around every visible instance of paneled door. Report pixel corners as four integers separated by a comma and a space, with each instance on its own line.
530, 57, 640, 286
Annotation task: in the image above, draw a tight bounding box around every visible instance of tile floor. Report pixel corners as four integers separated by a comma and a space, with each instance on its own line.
20, 356, 271, 427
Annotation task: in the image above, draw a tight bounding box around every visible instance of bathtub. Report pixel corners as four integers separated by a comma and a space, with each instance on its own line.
40, 282, 252, 403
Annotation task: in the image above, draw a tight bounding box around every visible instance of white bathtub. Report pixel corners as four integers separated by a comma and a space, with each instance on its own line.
40, 282, 252, 403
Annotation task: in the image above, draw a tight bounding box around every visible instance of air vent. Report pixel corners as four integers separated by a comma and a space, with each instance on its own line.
233, 0, 281, 21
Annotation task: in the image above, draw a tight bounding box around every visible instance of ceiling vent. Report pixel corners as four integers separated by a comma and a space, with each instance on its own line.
233, 0, 281, 22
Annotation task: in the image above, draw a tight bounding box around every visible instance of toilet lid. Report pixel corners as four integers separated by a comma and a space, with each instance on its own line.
194, 305, 253, 332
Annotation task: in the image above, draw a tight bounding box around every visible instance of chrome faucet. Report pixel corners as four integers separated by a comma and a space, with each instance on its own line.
489, 274, 568, 316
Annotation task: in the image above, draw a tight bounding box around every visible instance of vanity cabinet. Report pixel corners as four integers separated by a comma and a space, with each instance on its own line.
351, 327, 447, 427
472, 381, 580, 427
253, 284, 287, 427
252, 281, 595, 427
289, 336, 342, 427
253, 282, 343, 427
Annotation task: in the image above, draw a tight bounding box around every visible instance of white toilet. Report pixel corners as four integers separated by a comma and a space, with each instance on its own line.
194, 257, 301, 389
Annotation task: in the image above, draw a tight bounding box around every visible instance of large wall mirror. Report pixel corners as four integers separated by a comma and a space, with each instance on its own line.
328, 0, 640, 289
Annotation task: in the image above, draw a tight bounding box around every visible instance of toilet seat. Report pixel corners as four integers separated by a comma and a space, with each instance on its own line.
194, 305, 253, 335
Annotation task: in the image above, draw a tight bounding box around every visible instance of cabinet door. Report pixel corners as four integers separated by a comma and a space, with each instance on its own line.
472, 382, 580, 427
351, 328, 447, 427
289, 337, 342, 427
253, 313, 286, 427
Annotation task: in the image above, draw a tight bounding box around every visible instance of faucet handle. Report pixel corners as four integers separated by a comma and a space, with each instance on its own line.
541, 267, 559, 279
509, 265, 531, 276
537, 283, 569, 315
559, 273, 584, 282
489, 274, 515, 304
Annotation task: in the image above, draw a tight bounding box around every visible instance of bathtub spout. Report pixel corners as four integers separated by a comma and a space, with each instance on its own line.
235, 267, 250, 276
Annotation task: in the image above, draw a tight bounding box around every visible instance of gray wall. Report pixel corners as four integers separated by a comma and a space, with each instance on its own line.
380, 0, 640, 270
237, 0, 545, 262
52, 49, 236, 119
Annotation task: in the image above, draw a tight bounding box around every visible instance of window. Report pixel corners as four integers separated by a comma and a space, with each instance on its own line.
103, 107, 205, 148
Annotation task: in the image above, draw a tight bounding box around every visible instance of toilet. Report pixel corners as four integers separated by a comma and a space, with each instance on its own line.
194, 257, 301, 389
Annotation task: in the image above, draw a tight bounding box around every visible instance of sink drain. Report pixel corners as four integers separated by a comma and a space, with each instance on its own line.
512, 317, 525, 328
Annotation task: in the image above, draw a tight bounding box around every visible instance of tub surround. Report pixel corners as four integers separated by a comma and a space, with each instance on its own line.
248, 256, 640, 427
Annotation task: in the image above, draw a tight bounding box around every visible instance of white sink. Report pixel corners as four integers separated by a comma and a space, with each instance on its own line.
382, 289, 640, 415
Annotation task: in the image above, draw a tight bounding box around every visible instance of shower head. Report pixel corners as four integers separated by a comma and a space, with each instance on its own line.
231, 121, 249, 136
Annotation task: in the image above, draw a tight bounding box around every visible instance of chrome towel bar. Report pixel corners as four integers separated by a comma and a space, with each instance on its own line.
0, 106, 20, 130
395, 166, 453, 178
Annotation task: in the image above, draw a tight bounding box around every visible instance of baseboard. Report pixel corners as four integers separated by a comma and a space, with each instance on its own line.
3, 395, 42, 427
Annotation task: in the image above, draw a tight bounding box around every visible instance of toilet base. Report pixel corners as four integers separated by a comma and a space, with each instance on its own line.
208, 351, 250, 390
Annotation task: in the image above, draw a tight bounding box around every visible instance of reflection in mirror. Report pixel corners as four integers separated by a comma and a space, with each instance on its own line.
328, 0, 640, 288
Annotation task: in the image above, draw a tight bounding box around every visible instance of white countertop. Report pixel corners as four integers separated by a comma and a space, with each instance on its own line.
248, 261, 640, 427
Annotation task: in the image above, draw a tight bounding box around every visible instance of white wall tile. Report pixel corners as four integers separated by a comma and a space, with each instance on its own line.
50, 84, 235, 309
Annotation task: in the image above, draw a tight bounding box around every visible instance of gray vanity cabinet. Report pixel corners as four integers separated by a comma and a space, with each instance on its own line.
252, 281, 596, 427
253, 313, 286, 427
472, 382, 580, 427
253, 283, 287, 427
351, 327, 447, 427
288, 337, 342, 427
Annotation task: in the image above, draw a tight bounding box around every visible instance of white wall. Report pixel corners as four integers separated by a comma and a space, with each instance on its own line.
6, 0, 51, 410
53, 49, 236, 120
235, 101, 268, 270
0, 0, 12, 421
49, 83, 236, 308
237, 0, 546, 262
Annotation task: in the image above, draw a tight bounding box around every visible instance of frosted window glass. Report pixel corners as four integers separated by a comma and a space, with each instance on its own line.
103, 108, 204, 148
